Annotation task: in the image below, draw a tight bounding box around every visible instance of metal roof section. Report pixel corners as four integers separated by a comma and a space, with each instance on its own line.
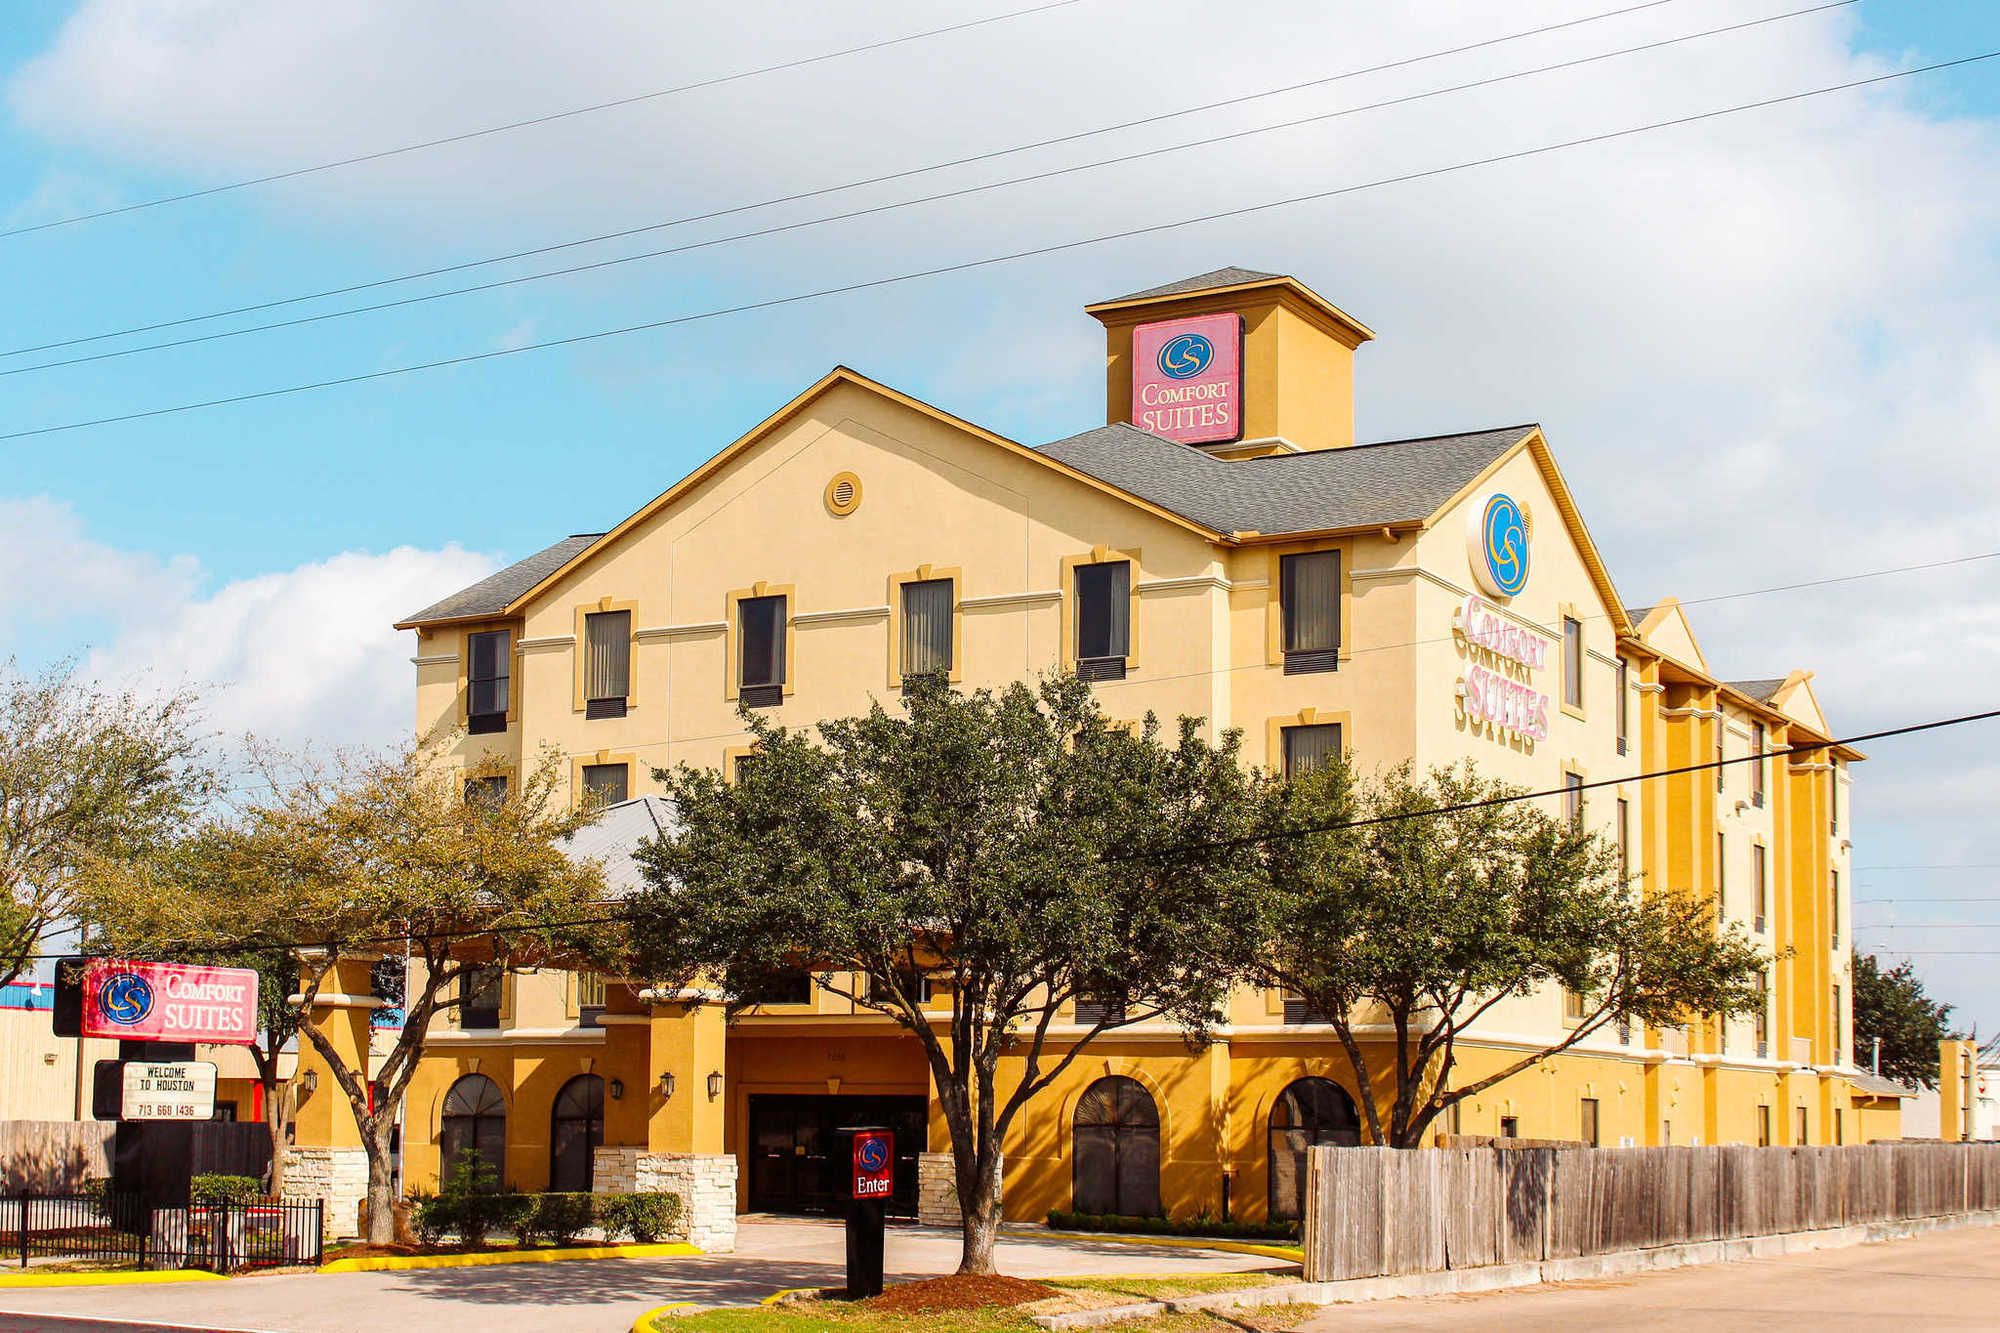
561, 793, 675, 898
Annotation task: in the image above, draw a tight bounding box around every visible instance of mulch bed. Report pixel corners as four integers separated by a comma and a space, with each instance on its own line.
863, 1274, 1058, 1313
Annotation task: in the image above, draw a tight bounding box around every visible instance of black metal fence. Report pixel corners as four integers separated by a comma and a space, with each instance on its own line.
2, 1193, 323, 1271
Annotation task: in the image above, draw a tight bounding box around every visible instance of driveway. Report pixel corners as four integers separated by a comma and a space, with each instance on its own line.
1294, 1224, 2000, 1331
0, 1216, 1291, 1333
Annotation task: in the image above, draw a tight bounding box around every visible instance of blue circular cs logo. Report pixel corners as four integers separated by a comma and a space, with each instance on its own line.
1479, 494, 1530, 597
1157, 333, 1214, 380
858, 1136, 889, 1172
98, 972, 154, 1026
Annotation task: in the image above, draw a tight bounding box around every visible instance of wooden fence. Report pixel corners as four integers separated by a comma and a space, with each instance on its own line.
1302, 1142, 2000, 1282
1, 1121, 271, 1192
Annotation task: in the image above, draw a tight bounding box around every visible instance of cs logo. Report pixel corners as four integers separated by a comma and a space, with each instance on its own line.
98, 971, 155, 1026
858, 1135, 889, 1172
1467, 493, 1530, 598
1156, 333, 1214, 381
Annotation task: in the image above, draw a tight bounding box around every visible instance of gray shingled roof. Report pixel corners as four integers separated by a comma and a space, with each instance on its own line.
400, 533, 604, 626
561, 794, 675, 898
1727, 678, 1790, 704
1104, 267, 1285, 303
1038, 422, 1534, 535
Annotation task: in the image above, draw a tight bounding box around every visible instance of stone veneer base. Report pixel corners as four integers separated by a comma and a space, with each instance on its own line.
280, 1146, 369, 1239
917, 1151, 1002, 1228
593, 1148, 739, 1253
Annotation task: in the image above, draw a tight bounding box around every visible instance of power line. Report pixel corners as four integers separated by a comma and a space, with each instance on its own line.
0, 0, 1088, 242
0, 0, 1744, 362
0, 0, 1858, 381
6, 48, 1989, 445
1856, 864, 2000, 872
1116, 707, 2000, 859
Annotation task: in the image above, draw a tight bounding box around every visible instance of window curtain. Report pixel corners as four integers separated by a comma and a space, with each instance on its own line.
901, 578, 954, 676
582, 763, 628, 805
1284, 723, 1341, 778
739, 596, 785, 687
1075, 561, 1130, 660
584, 611, 630, 701
1281, 551, 1340, 652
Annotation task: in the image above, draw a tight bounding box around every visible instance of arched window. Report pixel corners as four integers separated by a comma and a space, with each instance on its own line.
1268, 1077, 1361, 1221
1072, 1075, 1160, 1217
439, 1074, 506, 1188
549, 1074, 605, 1193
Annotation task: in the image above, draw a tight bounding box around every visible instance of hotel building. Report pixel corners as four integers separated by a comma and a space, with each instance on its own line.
293, 268, 1876, 1244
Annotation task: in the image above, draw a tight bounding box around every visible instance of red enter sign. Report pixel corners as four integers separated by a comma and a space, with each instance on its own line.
852, 1129, 893, 1200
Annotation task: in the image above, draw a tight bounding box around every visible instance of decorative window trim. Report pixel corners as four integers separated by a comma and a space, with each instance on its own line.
570, 750, 636, 810
573, 598, 639, 714
1561, 760, 1588, 824
456, 625, 517, 731
1059, 546, 1142, 673
1264, 707, 1351, 779
722, 745, 759, 785
886, 565, 964, 686
724, 581, 797, 702
1263, 538, 1353, 668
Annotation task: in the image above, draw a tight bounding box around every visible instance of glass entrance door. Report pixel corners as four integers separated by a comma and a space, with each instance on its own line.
746, 1095, 925, 1216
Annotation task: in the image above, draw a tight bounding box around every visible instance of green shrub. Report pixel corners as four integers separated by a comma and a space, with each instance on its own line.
495, 1193, 540, 1247
597, 1192, 685, 1243
191, 1174, 263, 1206
537, 1193, 595, 1246
1045, 1209, 1297, 1242
411, 1193, 451, 1248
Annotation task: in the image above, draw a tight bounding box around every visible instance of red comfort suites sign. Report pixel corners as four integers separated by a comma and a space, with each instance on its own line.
851, 1129, 893, 1200
1130, 312, 1244, 446
81, 958, 259, 1045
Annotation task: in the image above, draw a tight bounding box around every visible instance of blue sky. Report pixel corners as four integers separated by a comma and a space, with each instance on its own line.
2, 0, 1998, 1028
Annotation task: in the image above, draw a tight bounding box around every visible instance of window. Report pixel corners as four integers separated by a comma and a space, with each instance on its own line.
738, 594, 787, 707
1831, 762, 1841, 834
1752, 845, 1767, 933
1073, 994, 1127, 1027
740, 969, 812, 1006
868, 967, 935, 1006
459, 966, 502, 1030
899, 578, 954, 682
1280, 550, 1341, 674
1579, 1097, 1600, 1148
1756, 1105, 1772, 1147
464, 775, 506, 808
1563, 988, 1587, 1022
370, 957, 406, 1029
1268, 1078, 1360, 1221
1716, 833, 1726, 920
1562, 616, 1583, 710
468, 630, 510, 733
1662, 1119, 1672, 1146
1562, 771, 1584, 824
732, 751, 761, 784
1796, 1106, 1809, 1146
583, 610, 631, 718
1499, 1115, 1520, 1140
1616, 799, 1630, 878
1615, 658, 1629, 754
581, 762, 628, 808
1749, 722, 1766, 807
576, 971, 607, 1028
549, 1074, 604, 1193
1835, 1109, 1845, 1146
1831, 869, 1840, 949
1282, 723, 1342, 780
1754, 970, 1769, 1058
1074, 560, 1130, 681
1832, 983, 1842, 1065
1281, 991, 1327, 1024
440, 1074, 506, 1188
1072, 1076, 1160, 1217
1715, 728, 1726, 793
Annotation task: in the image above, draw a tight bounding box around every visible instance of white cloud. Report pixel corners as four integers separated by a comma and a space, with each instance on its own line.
0, 495, 496, 754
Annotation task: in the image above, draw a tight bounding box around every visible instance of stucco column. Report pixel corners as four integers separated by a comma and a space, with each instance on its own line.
284, 956, 378, 1236
596, 998, 735, 1251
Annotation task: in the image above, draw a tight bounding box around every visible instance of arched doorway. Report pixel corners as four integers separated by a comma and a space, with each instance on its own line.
1072, 1075, 1160, 1217
1268, 1077, 1361, 1221
439, 1074, 506, 1188
549, 1074, 605, 1193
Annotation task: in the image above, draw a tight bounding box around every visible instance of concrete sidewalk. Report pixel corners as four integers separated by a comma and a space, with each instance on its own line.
0, 1217, 1289, 1333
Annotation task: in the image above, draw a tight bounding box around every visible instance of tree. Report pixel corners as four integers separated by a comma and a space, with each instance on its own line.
1250, 757, 1769, 1148
625, 674, 1261, 1274
79, 740, 610, 1243
0, 660, 213, 989
1852, 950, 1957, 1088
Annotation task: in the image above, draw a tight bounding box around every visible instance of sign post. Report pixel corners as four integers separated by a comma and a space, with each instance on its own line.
839, 1126, 892, 1298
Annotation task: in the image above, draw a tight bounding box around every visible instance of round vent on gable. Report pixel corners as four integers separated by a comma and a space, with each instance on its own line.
825, 472, 863, 516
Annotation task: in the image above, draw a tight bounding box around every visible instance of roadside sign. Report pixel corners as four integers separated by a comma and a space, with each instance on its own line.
119, 1061, 217, 1121
851, 1128, 893, 1200
81, 959, 259, 1045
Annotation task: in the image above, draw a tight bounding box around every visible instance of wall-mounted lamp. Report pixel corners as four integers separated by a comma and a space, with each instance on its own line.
658, 1071, 676, 1099
608, 1078, 624, 1101
707, 1070, 723, 1100
299, 1069, 319, 1097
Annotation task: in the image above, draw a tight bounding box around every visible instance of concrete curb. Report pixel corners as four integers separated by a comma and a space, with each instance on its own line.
1029, 1209, 2000, 1328
319, 1240, 702, 1272
629, 1302, 697, 1331
1033, 1229, 1302, 1263
0, 1268, 228, 1288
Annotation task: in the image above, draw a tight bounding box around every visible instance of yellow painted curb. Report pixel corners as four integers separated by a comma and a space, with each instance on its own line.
319, 1240, 701, 1273
1047, 1231, 1302, 1262
631, 1301, 694, 1332
0, 1269, 228, 1287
